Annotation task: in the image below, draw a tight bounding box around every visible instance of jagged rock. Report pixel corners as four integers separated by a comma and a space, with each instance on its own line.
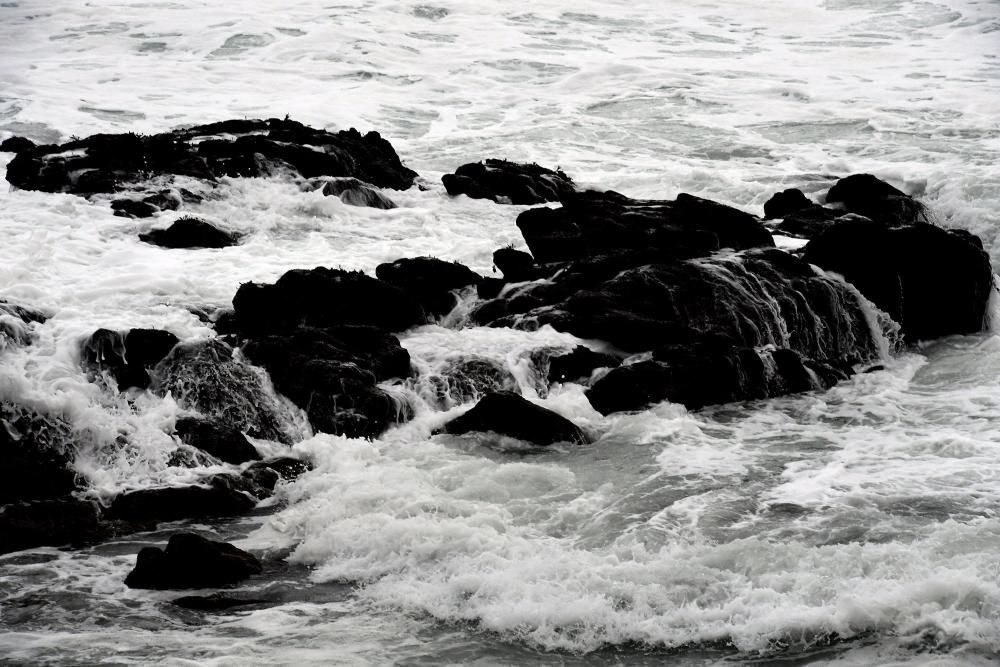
442, 159, 575, 204
321, 177, 396, 209
174, 417, 260, 465
6, 119, 417, 198
493, 247, 544, 282
516, 190, 774, 263
764, 188, 813, 219
81, 328, 178, 390
0, 403, 79, 504
427, 357, 516, 407
375, 257, 482, 317
546, 346, 620, 384
151, 339, 295, 443
803, 218, 991, 341
107, 474, 260, 524
124, 532, 262, 590
139, 217, 240, 249
825, 173, 926, 226
232, 267, 424, 335
439, 391, 589, 446
0, 136, 35, 153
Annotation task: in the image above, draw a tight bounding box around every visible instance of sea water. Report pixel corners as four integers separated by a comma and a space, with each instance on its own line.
1, 0, 999, 664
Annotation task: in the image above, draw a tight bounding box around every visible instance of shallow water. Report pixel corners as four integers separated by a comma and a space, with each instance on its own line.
2, 0, 1000, 664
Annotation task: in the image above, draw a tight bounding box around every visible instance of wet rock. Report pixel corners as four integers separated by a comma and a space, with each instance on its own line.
546, 346, 620, 384
0, 403, 79, 505
439, 391, 589, 446
139, 217, 240, 249
6, 119, 417, 198
0, 499, 101, 555
428, 357, 516, 407
107, 475, 259, 524
774, 206, 849, 239
442, 159, 576, 205
803, 218, 991, 341
0, 300, 48, 349
174, 417, 261, 465
81, 328, 178, 390
375, 256, 482, 317
493, 247, 544, 282
516, 190, 774, 264
124, 532, 262, 590
151, 339, 295, 443
171, 593, 271, 611
244, 457, 312, 484
763, 188, 813, 219
111, 198, 159, 219
0, 136, 35, 153
321, 177, 396, 209
825, 173, 926, 226
232, 267, 424, 336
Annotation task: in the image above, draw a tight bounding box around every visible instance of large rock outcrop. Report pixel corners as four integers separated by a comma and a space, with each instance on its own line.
442, 159, 575, 205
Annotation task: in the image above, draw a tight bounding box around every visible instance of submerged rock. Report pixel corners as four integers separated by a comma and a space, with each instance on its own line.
0, 300, 48, 349
321, 177, 396, 209
124, 532, 262, 590
442, 159, 575, 205
139, 218, 240, 249
425, 357, 517, 408
439, 391, 589, 446
174, 417, 261, 465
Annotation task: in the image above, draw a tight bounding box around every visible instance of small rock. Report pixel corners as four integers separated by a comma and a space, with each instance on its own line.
174, 417, 261, 465
321, 178, 396, 209
139, 217, 240, 249
439, 391, 589, 446
112, 199, 158, 219
442, 159, 576, 205
124, 532, 262, 590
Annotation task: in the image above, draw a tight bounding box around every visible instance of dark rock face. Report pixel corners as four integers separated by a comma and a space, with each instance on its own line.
493, 247, 544, 282
764, 188, 813, 219
124, 532, 262, 590
516, 190, 774, 264
0, 136, 35, 153
0, 300, 48, 348
0, 499, 100, 555
244, 457, 312, 484
424, 357, 516, 408
442, 159, 575, 205
825, 173, 926, 226
111, 198, 159, 219
375, 257, 482, 317
804, 218, 992, 341
546, 346, 620, 384
321, 177, 396, 209
6, 119, 417, 201
151, 339, 295, 443
107, 474, 260, 524
0, 403, 79, 505
174, 417, 261, 465
440, 391, 589, 446
139, 218, 240, 249
774, 206, 848, 239
82, 328, 179, 390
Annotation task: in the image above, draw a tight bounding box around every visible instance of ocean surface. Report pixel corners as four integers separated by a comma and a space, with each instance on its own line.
2, 0, 1000, 664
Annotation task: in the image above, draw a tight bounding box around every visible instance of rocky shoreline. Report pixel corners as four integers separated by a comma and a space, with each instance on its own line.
1, 119, 993, 587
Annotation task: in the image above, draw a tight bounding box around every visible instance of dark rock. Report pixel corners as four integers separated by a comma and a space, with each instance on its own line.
0, 499, 101, 555
442, 159, 576, 205
439, 391, 589, 446
546, 346, 620, 384
81, 328, 178, 390
232, 267, 424, 336
825, 173, 926, 226
375, 257, 482, 317
124, 532, 262, 590
174, 417, 261, 465
142, 190, 181, 211
427, 357, 516, 407
0, 403, 78, 505
151, 339, 295, 443
493, 247, 543, 282
516, 190, 774, 264
774, 207, 849, 239
107, 475, 258, 524
171, 593, 271, 611
6, 119, 417, 197
321, 178, 396, 209
139, 218, 240, 249
803, 218, 991, 341
0, 300, 48, 348
244, 457, 312, 484
0, 136, 35, 153
111, 199, 159, 219
764, 188, 813, 219
477, 277, 506, 300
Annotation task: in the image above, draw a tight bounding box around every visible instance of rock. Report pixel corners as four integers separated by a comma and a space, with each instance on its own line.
442, 159, 576, 205
232, 267, 424, 335
321, 178, 396, 209
516, 190, 774, 264
107, 475, 259, 524
439, 391, 589, 446
0, 403, 79, 505
0, 300, 47, 349
244, 457, 312, 484
825, 173, 926, 226
174, 417, 261, 465
0, 498, 101, 555
764, 188, 813, 219
493, 247, 544, 282
803, 218, 991, 341
151, 338, 296, 443
139, 218, 240, 249
375, 257, 482, 317
111, 199, 159, 219
171, 593, 271, 611
427, 357, 516, 407
124, 532, 262, 590
81, 328, 178, 390
6, 119, 417, 199
546, 346, 620, 384
774, 207, 850, 239
0, 136, 35, 153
